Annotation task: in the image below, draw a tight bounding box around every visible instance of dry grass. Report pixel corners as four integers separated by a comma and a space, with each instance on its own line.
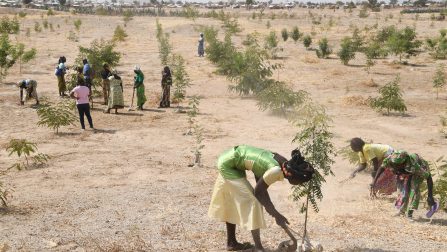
360, 78, 378, 88
342, 95, 369, 106
302, 56, 319, 64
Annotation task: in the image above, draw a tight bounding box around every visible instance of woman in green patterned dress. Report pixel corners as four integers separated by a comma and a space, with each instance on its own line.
372, 150, 436, 219
133, 65, 146, 110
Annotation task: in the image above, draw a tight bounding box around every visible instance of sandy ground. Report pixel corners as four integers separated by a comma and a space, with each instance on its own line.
0, 7, 446, 252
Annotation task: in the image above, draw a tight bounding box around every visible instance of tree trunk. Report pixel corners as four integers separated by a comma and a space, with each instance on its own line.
302, 191, 310, 246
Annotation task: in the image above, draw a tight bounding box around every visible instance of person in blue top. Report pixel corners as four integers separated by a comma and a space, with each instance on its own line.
82, 59, 92, 91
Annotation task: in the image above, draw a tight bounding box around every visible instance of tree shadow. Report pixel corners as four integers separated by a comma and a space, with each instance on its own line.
0, 205, 33, 216
347, 64, 367, 68
2, 82, 17, 86
56, 132, 82, 136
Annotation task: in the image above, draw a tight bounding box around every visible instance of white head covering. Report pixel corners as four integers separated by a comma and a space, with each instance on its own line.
134, 65, 140, 71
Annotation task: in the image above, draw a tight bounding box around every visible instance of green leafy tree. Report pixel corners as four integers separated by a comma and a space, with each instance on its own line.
0, 16, 20, 34
171, 54, 191, 106
37, 99, 77, 134
47, 8, 55, 16
0, 34, 19, 81
369, 75, 407, 115
338, 37, 356, 65
77, 39, 121, 81
14, 44, 36, 73
223, 18, 242, 35
433, 64, 446, 99
184, 5, 199, 21
281, 28, 289, 42
386, 26, 422, 63
265, 31, 280, 59
123, 10, 133, 25
187, 95, 200, 134
303, 35, 312, 49
291, 26, 301, 43
257, 81, 307, 115
155, 20, 172, 66
421, 157, 447, 211
73, 19, 82, 32
338, 143, 360, 166
112, 25, 128, 42
425, 30, 447, 60
316, 38, 332, 59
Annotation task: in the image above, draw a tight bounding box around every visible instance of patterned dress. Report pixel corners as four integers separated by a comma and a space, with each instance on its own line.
134, 70, 146, 108
107, 75, 124, 109
382, 151, 431, 215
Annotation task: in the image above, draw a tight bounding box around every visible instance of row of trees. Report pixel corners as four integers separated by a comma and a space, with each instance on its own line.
204, 25, 335, 246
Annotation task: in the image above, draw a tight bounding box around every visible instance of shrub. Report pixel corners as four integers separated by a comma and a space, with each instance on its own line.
5, 139, 50, 170
34, 22, 41, 32
14, 43, 36, 73
386, 26, 422, 63
291, 26, 301, 43
155, 20, 172, 66
223, 18, 242, 34
338, 37, 356, 65
425, 30, 447, 59
73, 19, 82, 32
171, 54, 191, 106
316, 38, 332, 59
369, 75, 407, 115
37, 99, 77, 134
123, 9, 133, 24
264, 31, 280, 59
184, 5, 199, 21
0, 34, 34, 81
358, 8, 369, 18
257, 81, 308, 115
303, 35, 312, 49
433, 64, 446, 99
42, 20, 48, 29
281, 28, 288, 42
18, 11, 27, 18
47, 8, 54, 16
0, 16, 20, 34
112, 25, 128, 42
67, 30, 78, 42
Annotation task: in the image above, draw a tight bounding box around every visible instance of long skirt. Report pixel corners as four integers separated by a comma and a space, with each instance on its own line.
373, 168, 397, 195
108, 83, 124, 109
57, 75, 66, 94
136, 85, 147, 107
102, 79, 110, 104
208, 174, 266, 231
160, 84, 170, 108
395, 174, 423, 215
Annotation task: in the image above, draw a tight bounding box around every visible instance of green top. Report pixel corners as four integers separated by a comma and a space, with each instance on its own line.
217, 145, 280, 180
134, 71, 144, 88
382, 150, 431, 179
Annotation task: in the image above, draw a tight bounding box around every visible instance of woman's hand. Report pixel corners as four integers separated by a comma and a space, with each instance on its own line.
274, 213, 289, 228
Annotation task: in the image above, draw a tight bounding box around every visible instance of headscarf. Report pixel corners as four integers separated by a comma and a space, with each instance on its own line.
282, 149, 314, 183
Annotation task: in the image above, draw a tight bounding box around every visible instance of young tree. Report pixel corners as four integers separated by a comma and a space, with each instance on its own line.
316, 38, 332, 59
112, 25, 128, 42
171, 54, 191, 107
281, 28, 289, 42
257, 81, 307, 116
369, 75, 407, 115
303, 35, 312, 49
155, 20, 172, 66
5, 139, 50, 170
264, 31, 280, 59
291, 26, 301, 43
433, 64, 446, 99
0, 34, 18, 81
288, 101, 335, 245
37, 99, 77, 134
15, 44, 36, 73
386, 26, 422, 63
425, 29, 447, 60
0, 16, 20, 34
73, 19, 82, 32
338, 37, 356, 65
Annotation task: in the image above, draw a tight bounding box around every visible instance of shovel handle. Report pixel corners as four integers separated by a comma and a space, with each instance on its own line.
282, 225, 297, 242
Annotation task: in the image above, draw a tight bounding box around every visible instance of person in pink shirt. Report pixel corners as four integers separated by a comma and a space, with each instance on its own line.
70, 67, 94, 130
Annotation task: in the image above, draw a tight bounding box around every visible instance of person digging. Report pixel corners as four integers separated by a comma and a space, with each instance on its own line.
17, 79, 39, 106
208, 145, 314, 251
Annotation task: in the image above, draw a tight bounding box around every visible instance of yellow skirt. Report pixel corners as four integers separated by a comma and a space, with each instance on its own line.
208, 174, 266, 231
